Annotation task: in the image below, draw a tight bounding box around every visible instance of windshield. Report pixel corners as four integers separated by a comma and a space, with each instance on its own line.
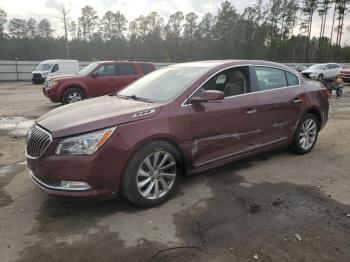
117, 66, 211, 103
35, 63, 52, 71
79, 62, 99, 76
308, 64, 325, 70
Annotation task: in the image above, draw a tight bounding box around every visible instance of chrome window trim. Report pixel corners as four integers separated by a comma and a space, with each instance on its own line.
182, 64, 301, 106
25, 125, 53, 160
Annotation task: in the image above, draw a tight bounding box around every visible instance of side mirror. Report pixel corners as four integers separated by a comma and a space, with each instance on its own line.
190, 90, 225, 104
91, 71, 100, 77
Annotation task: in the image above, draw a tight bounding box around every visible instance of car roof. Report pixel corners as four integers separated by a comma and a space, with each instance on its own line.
171, 60, 296, 72
97, 60, 153, 64
41, 59, 78, 63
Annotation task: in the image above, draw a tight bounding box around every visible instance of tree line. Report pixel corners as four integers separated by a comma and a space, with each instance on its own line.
0, 0, 350, 63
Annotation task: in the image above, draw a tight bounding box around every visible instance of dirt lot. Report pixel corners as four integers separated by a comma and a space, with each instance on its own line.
0, 82, 350, 262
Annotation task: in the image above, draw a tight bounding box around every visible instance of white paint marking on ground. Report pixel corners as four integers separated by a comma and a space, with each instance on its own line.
0, 116, 34, 136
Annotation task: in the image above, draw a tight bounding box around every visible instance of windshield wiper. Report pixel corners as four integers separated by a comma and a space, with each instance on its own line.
117, 94, 154, 103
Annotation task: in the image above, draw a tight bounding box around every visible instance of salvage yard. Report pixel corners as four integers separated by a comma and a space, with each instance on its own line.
0, 82, 350, 262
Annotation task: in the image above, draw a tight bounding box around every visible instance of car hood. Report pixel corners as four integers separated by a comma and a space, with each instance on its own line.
46, 74, 82, 81
36, 96, 162, 138
302, 69, 319, 74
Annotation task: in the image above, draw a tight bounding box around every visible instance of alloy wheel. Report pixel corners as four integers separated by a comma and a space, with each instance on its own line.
136, 151, 177, 200
67, 92, 82, 103
299, 118, 317, 150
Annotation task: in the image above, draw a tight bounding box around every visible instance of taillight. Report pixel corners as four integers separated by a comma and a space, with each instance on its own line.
322, 88, 329, 98
320, 83, 329, 98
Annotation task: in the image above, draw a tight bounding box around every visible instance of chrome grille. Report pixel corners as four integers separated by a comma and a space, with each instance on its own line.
26, 125, 52, 158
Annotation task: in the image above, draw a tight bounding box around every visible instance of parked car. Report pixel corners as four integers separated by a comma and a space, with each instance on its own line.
26, 60, 329, 207
288, 64, 308, 72
43, 61, 156, 104
302, 63, 341, 81
338, 64, 350, 83
32, 60, 79, 84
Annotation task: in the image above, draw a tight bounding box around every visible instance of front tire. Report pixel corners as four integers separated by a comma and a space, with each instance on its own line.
62, 88, 86, 104
121, 141, 182, 207
290, 113, 319, 154
317, 74, 324, 81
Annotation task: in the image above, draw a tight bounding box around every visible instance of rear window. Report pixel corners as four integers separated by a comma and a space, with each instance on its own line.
285, 71, 299, 86
139, 64, 155, 74
255, 67, 287, 90
117, 64, 137, 75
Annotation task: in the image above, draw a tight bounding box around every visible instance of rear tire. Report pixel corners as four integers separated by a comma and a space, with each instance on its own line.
121, 141, 182, 207
290, 113, 319, 154
62, 88, 86, 104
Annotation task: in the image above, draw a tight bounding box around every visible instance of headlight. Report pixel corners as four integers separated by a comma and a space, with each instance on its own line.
47, 80, 58, 88
55, 127, 117, 155
42, 72, 49, 76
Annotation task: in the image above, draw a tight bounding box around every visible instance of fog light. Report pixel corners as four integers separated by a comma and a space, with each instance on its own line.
60, 181, 91, 190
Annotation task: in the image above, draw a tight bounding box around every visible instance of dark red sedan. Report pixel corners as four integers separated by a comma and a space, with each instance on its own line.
26, 60, 329, 207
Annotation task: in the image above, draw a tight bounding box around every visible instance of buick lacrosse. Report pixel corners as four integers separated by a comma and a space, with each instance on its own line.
26, 60, 329, 207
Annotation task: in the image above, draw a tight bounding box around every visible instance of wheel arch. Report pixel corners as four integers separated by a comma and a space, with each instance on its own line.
131, 135, 188, 176
305, 107, 322, 130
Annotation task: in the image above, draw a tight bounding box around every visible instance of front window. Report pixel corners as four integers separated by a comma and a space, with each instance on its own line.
95, 64, 116, 76
117, 66, 210, 103
78, 62, 99, 76
194, 67, 250, 97
36, 63, 52, 71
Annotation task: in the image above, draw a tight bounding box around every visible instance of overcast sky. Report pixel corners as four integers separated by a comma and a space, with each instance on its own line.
1, 0, 349, 44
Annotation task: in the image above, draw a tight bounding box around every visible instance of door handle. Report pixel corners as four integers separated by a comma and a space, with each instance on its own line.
245, 109, 257, 114
293, 97, 302, 103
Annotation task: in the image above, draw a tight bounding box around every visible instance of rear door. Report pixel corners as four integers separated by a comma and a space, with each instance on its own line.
113, 63, 140, 91
253, 66, 304, 144
188, 66, 262, 168
331, 64, 341, 77
323, 64, 333, 79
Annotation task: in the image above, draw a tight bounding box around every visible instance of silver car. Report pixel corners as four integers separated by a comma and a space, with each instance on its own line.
302, 63, 341, 81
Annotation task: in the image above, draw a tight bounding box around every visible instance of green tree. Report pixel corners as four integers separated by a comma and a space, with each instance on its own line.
300, 0, 319, 61
37, 19, 54, 39
8, 18, 28, 38
213, 1, 239, 58
100, 11, 115, 40
26, 18, 37, 39
0, 8, 7, 38
78, 5, 98, 41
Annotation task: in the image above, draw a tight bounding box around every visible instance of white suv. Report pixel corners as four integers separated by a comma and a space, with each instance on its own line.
302, 63, 341, 81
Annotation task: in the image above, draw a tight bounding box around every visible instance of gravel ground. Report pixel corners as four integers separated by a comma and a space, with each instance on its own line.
0, 82, 349, 262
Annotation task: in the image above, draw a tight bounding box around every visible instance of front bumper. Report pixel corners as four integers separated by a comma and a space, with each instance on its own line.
29, 170, 100, 197
338, 74, 350, 83
27, 135, 133, 199
43, 87, 61, 103
32, 76, 46, 84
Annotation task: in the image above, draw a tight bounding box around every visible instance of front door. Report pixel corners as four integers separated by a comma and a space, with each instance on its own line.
188, 66, 262, 168
91, 64, 117, 97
